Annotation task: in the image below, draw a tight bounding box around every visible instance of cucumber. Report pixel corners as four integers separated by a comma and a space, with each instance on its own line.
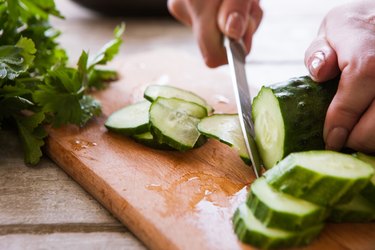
197, 114, 250, 164
105, 101, 151, 135
247, 178, 327, 231
252, 76, 338, 169
328, 194, 375, 223
264, 150, 374, 206
132, 132, 174, 150
149, 97, 207, 151
144, 85, 213, 114
357, 153, 375, 204
233, 203, 323, 249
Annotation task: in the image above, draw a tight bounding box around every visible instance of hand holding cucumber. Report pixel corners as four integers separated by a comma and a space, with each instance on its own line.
168, 0, 375, 154
304, 0, 375, 153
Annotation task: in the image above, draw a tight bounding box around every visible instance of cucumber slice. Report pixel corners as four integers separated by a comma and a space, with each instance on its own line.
252, 76, 338, 169
144, 85, 213, 114
132, 131, 206, 150
247, 178, 327, 231
149, 97, 207, 151
328, 194, 375, 223
233, 203, 323, 249
105, 101, 151, 135
357, 153, 375, 204
264, 150, 374, 206
132, 132, 174, 150
197, 114, 250, 164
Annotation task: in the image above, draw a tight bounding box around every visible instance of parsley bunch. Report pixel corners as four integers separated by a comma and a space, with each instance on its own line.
0, 0, 124, 164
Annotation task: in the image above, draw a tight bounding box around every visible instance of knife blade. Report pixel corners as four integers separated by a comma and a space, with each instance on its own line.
224, 37, 262, 178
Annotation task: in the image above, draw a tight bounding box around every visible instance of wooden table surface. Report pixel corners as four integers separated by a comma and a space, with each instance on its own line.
0, 0, 357, 249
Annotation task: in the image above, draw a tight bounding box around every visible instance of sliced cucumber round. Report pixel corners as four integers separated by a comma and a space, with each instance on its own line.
356, 152, 375, 204
149, 97, 207, 151
105, 101, 151, 135
233, 203, 323, 249
247, 178, 327, 231
197, 114, 250, 164
144, 84, 213, 114
252, 76, 338, 169
328, 194, 375, 223
264, 150, 374, 206
132, 132, 174, 150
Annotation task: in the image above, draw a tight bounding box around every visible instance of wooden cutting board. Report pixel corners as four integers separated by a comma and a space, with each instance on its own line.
46, 49, 375, 250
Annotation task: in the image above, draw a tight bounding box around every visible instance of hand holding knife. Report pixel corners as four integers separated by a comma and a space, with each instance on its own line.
224, 37, 263, 178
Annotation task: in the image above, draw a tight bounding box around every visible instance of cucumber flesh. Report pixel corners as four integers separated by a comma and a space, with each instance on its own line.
233, 203, 323, 249
357, 152, 375, 204
264, 150, 374, 206
247, 178, 327, 231
144, 85, 213, 114
252, 88, 284, 169
149, 97, 207, 151
252, 76, 338, 169
105, 101, 151, 135
328, 194, 375, 223
197, 114, 250, 164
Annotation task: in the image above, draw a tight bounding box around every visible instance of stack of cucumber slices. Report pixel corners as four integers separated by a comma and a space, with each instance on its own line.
105, 78, 375, 249
105, 85, 212, 151
234, 151, 375, 249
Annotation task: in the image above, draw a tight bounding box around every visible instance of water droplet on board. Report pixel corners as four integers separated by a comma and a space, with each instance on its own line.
214, 94, 230, 104
145, 172, 247, 217
69, 139, 98, 151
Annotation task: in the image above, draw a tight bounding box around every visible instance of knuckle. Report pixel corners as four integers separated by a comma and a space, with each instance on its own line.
167, 0, 178, 13
329, 100, 360, 122
348, 137, 375, 153
348, 52, 375, 79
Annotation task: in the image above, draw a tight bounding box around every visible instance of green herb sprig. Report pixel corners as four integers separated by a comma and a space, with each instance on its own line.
0, 0, 124, 164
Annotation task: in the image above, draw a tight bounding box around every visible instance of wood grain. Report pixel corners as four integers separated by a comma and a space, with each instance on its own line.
46, 49, 375, 250
0, 232, 146, 250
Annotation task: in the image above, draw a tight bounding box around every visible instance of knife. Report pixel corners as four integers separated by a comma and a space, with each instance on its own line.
224, 37, 263, 178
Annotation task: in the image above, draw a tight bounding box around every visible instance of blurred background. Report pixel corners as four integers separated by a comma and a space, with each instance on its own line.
71, 0, 170, 16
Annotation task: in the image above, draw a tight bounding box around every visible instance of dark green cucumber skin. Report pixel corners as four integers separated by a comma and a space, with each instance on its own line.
246, 188, 327, 231
233, 205, 323, 249
264, 152, 371, 207
328, 195, 375, 223
361, 184, 375, 205
131, 133, 175, 150
254, 76, 338, 161
105, 123, 149, 136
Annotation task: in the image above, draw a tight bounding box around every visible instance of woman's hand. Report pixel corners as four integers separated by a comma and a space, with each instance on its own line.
167, 0, 263, 67
305, 0, 375, 153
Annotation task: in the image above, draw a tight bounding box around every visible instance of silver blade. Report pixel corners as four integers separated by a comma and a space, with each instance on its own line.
224, 37, 262, 178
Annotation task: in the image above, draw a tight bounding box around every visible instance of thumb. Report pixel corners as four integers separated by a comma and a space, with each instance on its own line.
304, 37, 340, 82
217, 0, 252, 40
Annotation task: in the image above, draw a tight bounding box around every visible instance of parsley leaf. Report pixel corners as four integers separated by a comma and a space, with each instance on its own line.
0, 0, 124, 164
15, 112, 47, 165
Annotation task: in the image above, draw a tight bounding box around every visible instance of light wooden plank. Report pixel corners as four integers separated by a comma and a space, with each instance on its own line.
0, 232, 146, 250
0, 130, 121, 226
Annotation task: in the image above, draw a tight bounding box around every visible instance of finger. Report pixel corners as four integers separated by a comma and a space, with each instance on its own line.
324, 69, 375, 151
191, 1, 226, 67
346, 99, 375, 153
217, 0, 252, 40
167, 0, 192, 26
243, 0, 263, 53
304, 36, 340, 82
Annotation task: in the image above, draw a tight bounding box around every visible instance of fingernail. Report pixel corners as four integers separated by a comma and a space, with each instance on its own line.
308, 51, 325, 79
225, 12, 245, 40
325, 127, 349, 151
